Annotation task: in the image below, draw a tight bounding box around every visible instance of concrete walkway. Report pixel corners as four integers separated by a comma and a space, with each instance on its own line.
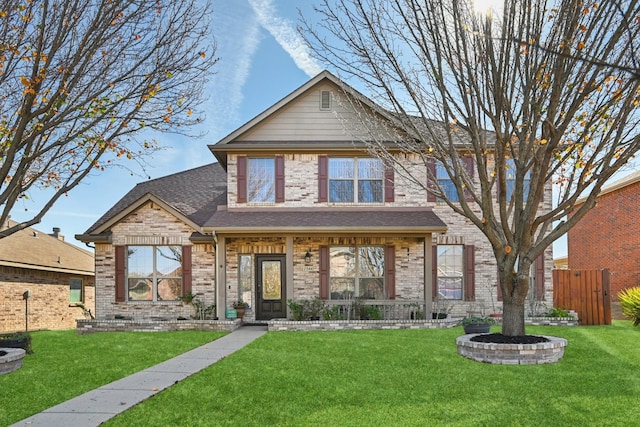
11, 326, 267, 427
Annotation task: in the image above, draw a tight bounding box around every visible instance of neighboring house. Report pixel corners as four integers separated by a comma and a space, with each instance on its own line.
76, 71, 553, 322
1, 221, 95, 332
553, 255, 568, 269
568, 170, 640, 298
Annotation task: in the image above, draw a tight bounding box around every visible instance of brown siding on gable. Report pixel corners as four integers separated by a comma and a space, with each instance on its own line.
115, 245, 126, 302
384, 165, 395, 203
182, 245, 192, 295
318, 155, 328, 202
319, 245, 329, 299
237, 156, 247, 203
385, 245, 396, 299
276, 155, 285, 203
464, 245, 475, 301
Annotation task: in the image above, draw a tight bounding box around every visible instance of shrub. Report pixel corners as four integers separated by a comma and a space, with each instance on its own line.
619, 287, 640, 326
547, 307, 570, 318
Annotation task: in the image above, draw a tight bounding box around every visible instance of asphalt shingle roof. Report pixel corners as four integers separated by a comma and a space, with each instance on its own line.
204, 208, 446, 233
85, 163, 227, 233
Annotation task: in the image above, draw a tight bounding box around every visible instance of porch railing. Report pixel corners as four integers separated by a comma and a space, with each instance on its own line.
317, 300, 430, 321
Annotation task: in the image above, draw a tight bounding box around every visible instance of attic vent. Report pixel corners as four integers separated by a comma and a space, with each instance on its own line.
320, 90, 331, 110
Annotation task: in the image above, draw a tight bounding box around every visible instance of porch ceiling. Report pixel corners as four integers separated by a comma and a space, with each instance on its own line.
203, 207, 447, 235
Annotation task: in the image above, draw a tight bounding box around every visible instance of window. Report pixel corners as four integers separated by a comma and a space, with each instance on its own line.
328, 157, 384, 203
320, 90, 331, 109
329, 246, 385, 299
505, 158, 530, 201
238, 255, 253, 308
69, 278, 83, 302
436, 245, 463, 300
436, 161, 459, 201
247, 158, 275, 203
127, 246, 182, 301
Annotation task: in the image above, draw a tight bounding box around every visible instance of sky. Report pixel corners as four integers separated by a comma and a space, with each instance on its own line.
11, 0, 320, 248
8, 0, 636, 256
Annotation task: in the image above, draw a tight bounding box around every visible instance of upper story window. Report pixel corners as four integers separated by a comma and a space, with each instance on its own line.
237, 156, 284, 204
127, 246, 182, 301
248, 158, 275, 203
436, 161, 459, 202
328, 157, 384, 203
505, 158, 530, 201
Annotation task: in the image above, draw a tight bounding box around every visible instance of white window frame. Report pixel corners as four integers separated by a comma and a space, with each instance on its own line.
126, 245, 182, 302
329, 246, 385, 300
328, 157, 384, 204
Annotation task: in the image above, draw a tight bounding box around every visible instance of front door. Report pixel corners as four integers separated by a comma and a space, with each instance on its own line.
256, 254, 286, 320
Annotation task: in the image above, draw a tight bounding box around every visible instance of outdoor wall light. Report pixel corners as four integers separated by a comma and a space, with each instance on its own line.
304, 249, 312, 263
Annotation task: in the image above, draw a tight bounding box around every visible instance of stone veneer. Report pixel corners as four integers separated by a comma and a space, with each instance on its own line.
76, 319, 240, 334
456, 334, 568, 364
268, 318, 459, 331
0, 347, 26, 374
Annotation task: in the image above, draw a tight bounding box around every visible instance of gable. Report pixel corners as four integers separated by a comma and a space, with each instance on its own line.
110, 201, 198, 243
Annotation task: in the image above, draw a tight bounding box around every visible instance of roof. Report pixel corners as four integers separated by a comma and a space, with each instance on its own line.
204, 207, 447, 235
575, 169, 640, 205
0, 220, 94, 275
81, 163, 226, 236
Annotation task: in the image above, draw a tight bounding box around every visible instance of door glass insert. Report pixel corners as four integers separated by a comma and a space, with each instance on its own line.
262, 261, 281, 300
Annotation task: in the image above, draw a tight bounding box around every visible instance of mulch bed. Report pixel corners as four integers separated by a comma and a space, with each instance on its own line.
470, 333, 550, 344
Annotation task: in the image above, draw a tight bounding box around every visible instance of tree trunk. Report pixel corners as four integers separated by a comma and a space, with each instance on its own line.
501, 300, 526, 336
499, 266, 530, 336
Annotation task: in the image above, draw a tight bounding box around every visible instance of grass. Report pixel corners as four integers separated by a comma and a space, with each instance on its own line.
0, 329, 225, 425
103, 322, 640, 427
3, 324, 639, 426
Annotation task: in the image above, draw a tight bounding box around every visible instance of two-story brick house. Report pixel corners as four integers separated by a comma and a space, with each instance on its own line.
77, 71, 553, 323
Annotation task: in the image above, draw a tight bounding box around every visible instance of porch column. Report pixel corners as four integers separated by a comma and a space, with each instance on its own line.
215, 236, 226, 320
424, 234, 433, 315
286, 236, 294, 318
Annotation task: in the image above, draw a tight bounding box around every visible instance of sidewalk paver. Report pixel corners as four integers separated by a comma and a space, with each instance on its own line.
11, 326, 267, 427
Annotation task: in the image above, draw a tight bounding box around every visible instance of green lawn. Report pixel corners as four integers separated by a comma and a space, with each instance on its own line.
0, 330, 225, 425
102, 322, 640, 427
3, 324, 639, 427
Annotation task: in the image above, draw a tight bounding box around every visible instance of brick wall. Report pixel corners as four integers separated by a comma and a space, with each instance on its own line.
94, 201, 215, 321
568, 179, 640, 298
1, 266, 95, 332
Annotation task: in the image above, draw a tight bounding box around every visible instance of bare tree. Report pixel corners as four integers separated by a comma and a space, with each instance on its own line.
0, 0, 217, 237
301, 0, 640, 335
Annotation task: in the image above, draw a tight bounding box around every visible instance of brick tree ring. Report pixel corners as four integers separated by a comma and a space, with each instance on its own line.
455, 334, 567, 365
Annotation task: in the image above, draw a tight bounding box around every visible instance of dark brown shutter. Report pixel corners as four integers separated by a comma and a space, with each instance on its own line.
182, 246, 192, 295
115, 245, 126, 302
275, 155, 285, 203
464, 245, 475, 301
237, 156, 247, 203
385, 245, 396, 299
318, 155, 328, 202
464, 156, 474, 201
432, 247, 438, 299
427, 157, 437, 202
535, 253, 545, 301
384, 165, 395, 202
319, 246, 329, 299
497, 267, 503, 301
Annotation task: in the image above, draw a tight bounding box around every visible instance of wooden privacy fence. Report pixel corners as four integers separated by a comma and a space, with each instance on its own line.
553, 269, 611, 325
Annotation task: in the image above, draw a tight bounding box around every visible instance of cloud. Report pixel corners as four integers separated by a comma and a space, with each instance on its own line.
248, 0, 323, 77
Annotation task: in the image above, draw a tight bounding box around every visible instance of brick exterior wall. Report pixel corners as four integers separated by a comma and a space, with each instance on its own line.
93, 201, 215, 321
568, 179, 640, 298
1, 266, 95, 332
